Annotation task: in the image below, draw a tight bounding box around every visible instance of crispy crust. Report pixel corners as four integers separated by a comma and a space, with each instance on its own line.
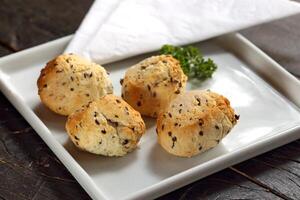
157, 90, 238, 157
37, 54, 113, 116
121, 55, 187, 118
65, 95, 146, 156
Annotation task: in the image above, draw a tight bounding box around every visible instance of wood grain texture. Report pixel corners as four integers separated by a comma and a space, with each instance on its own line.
241, 16, 300, 77
0, 45, 12, 57
0, 0, 300, 200
158, 169, 281, 200
0, 93, 91, 200
0, 0, 93, 51
232, 141, 300, 200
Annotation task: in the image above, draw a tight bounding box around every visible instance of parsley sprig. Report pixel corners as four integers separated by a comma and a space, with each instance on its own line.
160, 44, 217, 81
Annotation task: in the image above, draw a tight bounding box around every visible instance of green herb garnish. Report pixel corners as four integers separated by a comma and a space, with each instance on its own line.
160, 44, 217, 80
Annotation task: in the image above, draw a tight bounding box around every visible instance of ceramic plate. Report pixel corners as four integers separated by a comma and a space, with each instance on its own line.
0, 33, 299, 200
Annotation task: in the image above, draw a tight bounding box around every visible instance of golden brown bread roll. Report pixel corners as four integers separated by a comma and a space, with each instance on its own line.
157, 90, 239, 157
121, 55, 187, 118
66, 95, 145, 156
37, 54, 113, 116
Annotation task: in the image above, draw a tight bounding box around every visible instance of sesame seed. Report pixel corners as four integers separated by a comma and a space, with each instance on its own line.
171, 136, 177, 148
122, 139, 129, 145
196, 98, 201, 106
199, 119, 204, 126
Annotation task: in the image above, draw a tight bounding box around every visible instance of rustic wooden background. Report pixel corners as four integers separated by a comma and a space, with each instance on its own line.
0, 0, 300, 199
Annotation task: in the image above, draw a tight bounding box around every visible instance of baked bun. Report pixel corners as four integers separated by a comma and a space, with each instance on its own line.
121, 55, 187, 118
157, 90, 239, 157
37, 54, 113, 116
66, 95, 145, 156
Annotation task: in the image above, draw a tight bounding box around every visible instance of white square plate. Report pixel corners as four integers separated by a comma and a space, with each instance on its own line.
0, 33, 300, 200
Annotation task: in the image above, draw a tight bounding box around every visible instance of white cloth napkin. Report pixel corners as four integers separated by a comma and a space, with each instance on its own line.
65, 0, 300, 64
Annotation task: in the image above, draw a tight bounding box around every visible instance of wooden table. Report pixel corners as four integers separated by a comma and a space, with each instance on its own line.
0, 0, 299, 199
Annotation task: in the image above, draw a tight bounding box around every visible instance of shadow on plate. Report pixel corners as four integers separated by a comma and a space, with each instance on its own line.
33, 102, 67, 133
146, 141, 230, 178
63, 139, 138, 175
61, 118, 157, 174
143, 116, 156, 130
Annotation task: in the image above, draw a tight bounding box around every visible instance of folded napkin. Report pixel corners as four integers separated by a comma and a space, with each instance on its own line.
65, 0, 300, 64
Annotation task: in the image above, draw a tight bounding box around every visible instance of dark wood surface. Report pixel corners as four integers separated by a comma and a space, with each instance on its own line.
0, 0, 300, 199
